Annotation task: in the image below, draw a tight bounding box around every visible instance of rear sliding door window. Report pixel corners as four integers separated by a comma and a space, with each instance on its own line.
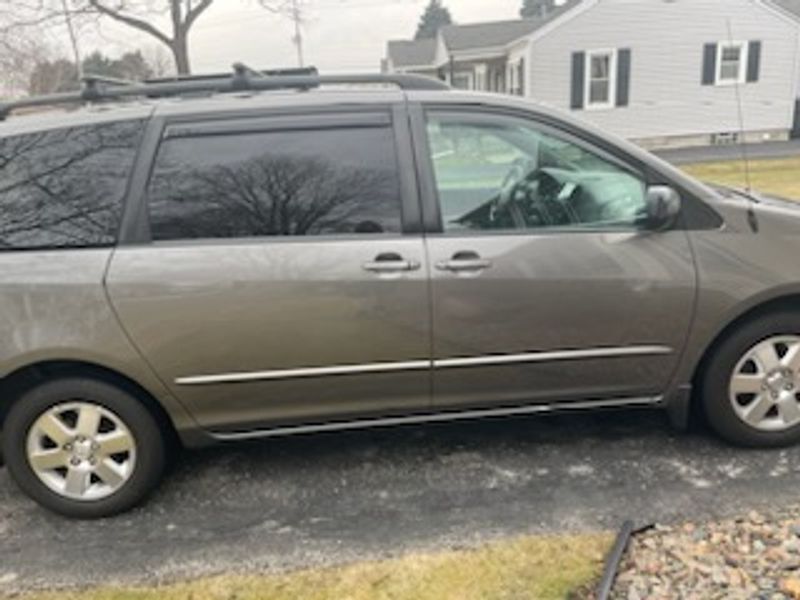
0, 120, 144, 250
147, 124, 403, 240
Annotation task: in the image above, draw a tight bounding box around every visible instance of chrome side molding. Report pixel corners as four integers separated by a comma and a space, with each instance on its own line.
175, 345, 673, 386
175, 359, 431, 386
433, 345, 672, 369
210, 395, 664, 441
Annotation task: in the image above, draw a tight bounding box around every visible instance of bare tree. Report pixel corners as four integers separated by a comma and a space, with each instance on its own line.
0, 26, 51, 96
0, 1, 214, 76
1, 0, 294, 82
0, 1, 90, 93
143, 44, 174, 78
80, 0, 214, 75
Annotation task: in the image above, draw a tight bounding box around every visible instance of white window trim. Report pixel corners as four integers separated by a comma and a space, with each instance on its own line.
475, 64, 487, 91
584, 48, 617, 111
503, 59, 525, 96
715, 41, 748, 86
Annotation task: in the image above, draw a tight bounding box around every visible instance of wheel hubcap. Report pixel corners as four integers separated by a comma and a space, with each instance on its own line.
26, 402, 137, 501
730, 335, 800, 432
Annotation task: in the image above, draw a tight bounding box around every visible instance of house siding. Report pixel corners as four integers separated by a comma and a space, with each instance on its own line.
528, 0, 800, 142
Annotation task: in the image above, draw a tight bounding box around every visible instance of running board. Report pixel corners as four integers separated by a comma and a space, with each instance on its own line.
210, 395, 663, 441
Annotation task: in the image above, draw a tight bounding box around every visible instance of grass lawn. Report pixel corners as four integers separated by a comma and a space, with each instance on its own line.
4, 532, 611, 600
682, 156, 800, 201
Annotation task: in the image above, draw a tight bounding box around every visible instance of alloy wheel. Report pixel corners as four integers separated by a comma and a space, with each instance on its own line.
729, 336, 800, 432
25, 402, 137, 501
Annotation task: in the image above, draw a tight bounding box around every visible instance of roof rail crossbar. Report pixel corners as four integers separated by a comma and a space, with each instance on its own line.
144, 65, 319, 85
0, 66, 449, 121
82, 74, 138, 88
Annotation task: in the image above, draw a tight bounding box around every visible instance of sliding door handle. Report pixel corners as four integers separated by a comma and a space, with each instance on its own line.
363, 253, 421, 274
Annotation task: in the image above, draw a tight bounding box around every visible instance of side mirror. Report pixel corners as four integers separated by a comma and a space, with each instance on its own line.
644, 185, 682, 230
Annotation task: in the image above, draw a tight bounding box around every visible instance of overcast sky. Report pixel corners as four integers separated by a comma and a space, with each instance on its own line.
72, 0, 522, 74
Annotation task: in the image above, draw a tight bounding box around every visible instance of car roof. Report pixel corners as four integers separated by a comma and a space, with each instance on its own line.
0, 102, 156, 137
0, 88, 415, 136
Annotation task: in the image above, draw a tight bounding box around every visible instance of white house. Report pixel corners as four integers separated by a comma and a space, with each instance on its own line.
770, 0, 800, 137
385, 0, 800, 149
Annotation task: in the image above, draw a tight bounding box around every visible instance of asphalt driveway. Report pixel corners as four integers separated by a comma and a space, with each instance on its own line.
3, 409, 800, 594
655, 139, 800, 165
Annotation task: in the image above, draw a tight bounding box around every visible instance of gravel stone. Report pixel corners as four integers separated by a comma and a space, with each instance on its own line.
612, 506, 800, 599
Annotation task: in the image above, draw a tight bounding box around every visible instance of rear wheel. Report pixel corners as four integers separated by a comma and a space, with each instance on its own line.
2, 377, 165, 518
703, 312, 800, 447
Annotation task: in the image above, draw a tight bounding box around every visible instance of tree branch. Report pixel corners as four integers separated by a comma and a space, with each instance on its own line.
86, 0, 171, 45
185, 0, 213, 29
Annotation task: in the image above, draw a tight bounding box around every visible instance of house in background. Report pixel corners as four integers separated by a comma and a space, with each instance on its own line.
385, 0, 800, 149
385, 3, 580, 96
770, 0, 800, 137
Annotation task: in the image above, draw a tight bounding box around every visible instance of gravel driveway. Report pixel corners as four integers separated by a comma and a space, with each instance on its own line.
3, 409, 800, 594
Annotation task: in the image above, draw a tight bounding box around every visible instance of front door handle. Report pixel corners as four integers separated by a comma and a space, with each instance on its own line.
435, 251, 492, 273
363, 253, 421, 274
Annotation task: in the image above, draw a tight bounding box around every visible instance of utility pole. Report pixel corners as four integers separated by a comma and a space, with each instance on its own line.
61, 0, 83, 80
290, 0, 304, 68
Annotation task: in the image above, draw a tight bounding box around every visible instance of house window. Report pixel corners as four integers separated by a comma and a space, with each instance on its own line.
494, 69, 505, 93
716, 42, 747, 85
451, 73, 472, 90
507, 61, 524, 96
585, 49, 617, 109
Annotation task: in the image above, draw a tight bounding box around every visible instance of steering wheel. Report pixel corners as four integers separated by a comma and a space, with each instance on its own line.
491, 158, 533, 224
515, 169, 577, 228
500, 157, 529, 191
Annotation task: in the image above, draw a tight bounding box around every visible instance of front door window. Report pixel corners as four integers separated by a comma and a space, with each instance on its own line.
425, 112, 648, 233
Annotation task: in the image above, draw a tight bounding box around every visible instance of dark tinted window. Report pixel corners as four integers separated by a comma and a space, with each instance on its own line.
148, 125, 403, 241
0, 120, 144, 250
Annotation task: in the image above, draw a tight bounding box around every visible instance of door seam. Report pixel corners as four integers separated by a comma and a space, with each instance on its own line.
101, 248, 202, 428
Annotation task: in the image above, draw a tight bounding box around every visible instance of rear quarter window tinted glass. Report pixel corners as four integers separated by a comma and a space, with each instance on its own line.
0, 119, 144, 250
148, 125, 403, 241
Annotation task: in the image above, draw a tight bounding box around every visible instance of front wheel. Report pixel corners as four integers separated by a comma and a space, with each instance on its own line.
703, 312, 800, 447
2, 377, 166, 518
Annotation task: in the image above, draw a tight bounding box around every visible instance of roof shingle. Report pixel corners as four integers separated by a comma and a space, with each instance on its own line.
768, 0, 800, 19
386, 39, 437, 68
386, 0, 583, 67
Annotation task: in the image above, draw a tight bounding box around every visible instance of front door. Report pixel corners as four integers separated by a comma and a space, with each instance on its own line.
416, 108, 696, 409
107, 110, 431, 433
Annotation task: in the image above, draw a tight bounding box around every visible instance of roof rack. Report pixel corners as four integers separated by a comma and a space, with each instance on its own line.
145, 65, 320, 86
0, 63, 449, 121
82, 74, 139, 88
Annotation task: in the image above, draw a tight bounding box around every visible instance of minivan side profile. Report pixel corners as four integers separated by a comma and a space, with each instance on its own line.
1, 72, 800, 518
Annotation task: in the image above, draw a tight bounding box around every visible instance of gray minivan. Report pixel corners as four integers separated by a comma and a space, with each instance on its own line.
1, 71, 799, 518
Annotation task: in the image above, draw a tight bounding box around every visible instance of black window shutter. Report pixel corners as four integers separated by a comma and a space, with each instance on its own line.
702, 43, 717, 85
616, 48, 631, 107
571, 52, 585, 110
747, 40, 762, 83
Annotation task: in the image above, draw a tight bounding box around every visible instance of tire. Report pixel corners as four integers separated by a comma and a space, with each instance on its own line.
2, 377, 166, 518
703, 311, 800, 447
